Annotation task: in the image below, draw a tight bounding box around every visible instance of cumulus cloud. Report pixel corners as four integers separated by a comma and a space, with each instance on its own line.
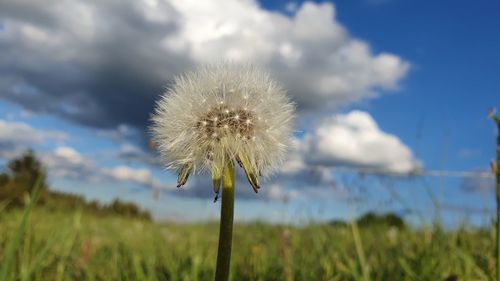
294, 111, 420, 175
0, 1, 416, 201
0, 120, 164, 190
118, 143, 161, 166
42, 146, 96, 179
0, 119, 66, 145
0, 119, 67, 158
109, 166, 152, 183
0, 0, 409, 134
171, 110, 420, 201
41, 146, 171, 190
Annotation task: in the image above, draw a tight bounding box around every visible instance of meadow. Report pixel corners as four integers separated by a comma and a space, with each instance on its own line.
0, 205, 496, 281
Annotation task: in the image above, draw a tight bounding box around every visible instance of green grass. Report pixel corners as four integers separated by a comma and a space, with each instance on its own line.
0, 207, 496, 281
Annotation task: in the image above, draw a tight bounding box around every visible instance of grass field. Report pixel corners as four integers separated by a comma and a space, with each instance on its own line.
0, 206, 496, 281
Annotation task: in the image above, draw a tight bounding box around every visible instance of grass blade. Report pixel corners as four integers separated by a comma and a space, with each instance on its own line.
0, 174, 44, 281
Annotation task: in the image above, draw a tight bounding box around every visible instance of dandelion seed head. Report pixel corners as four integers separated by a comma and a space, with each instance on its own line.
151, 63, 294, 177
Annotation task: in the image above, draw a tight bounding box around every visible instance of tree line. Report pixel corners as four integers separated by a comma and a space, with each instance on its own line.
0, 150, 151, 220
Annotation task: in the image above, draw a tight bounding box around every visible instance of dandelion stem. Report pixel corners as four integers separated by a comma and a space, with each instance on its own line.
214, 162, 235, 281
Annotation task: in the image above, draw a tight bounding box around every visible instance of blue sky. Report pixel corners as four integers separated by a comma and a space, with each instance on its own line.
0, 0, 498, 226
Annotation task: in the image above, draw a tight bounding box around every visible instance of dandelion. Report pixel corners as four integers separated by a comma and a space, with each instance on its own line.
151, 63, 294, 196
150, 62, 294, 281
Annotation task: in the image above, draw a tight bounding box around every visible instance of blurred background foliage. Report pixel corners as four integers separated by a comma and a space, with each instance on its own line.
0, 150, 496, 280
0, 150, 151, 220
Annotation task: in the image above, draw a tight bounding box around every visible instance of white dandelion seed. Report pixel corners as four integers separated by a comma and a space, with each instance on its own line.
151, 63, 294, 195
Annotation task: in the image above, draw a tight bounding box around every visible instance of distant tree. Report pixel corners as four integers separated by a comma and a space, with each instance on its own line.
8, 150, 47, 192
0, 150, 151, 220
87, 200, 100, 212
328, 219, 348, 228
108, 199, 151, 220
0, 150, 47, 207
0, 173, 9, 187
357, 212, 405, 229
383, 213, 406, 228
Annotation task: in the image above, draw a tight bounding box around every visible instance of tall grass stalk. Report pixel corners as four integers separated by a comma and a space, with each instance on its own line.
214, 162, 235, 281
491, 112, 500, 281
351, 219, 370, 281
0, 173, 44, 281
20, 229, 69, 281
0, 199, 11, 213
0, 208, 496, 280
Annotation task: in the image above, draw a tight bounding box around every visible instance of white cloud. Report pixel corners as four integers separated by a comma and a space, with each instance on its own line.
96, 124, 138, 142
118, 143, 161, 166
265, 183, 299, 201
54, 147, 86, 165
108, 166, 152, 185
280, 139, 307, 175
43, 146, 96, 179
0, 119, 67, 159
106, 165, 167, 190
0, 1, 416, 198
0, 0, 409, 130
0, 118, 169, 190
295, 110, 420, 175
0, 119, 66, 146
42, 146, 171, 190
166, 0, 410, 108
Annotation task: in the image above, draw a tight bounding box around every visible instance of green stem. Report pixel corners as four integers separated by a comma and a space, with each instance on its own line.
351, 219, 370, 281
495, 118, 500, 281
214, 162, 235, 281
